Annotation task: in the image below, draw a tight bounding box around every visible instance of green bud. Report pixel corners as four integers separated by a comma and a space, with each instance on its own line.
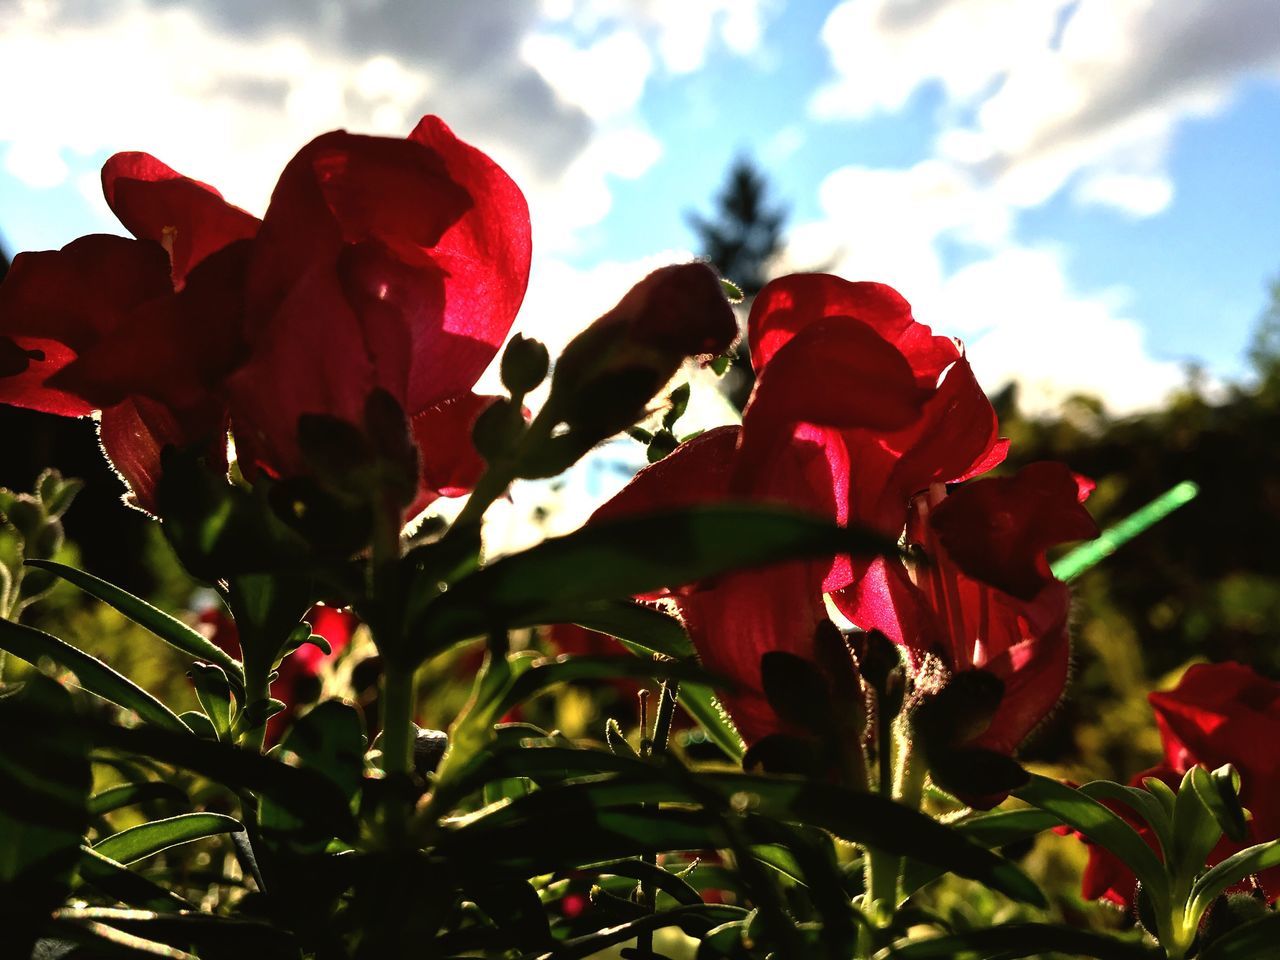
500, 334, 550, 396
471, 398, 527, 461
4, 495, 43, 541
37, 470, 82, 519
646, 430, 678, 462
29, 521, 64, 561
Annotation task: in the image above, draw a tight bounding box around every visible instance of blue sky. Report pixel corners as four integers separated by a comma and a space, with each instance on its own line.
3, 0, 1279, 415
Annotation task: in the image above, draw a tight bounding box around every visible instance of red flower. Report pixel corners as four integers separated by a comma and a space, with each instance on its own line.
0, 117, 530, 516
842, 463, 1097, 771
591, 274, 1090, 774
1081, 662, 1280, 905
592, 275, 949, 745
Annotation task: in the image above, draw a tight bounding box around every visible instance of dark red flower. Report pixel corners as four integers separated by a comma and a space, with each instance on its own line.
0, 116, 530, 517
1079, 662, 1280, 905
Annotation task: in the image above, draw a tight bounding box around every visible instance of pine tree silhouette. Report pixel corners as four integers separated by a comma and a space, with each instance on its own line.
687, 156, 787, 410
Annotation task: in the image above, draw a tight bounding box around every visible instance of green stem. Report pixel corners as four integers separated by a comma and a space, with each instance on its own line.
379, 664, 415, 778
636, 681, 679, 960
238, 656, 272, 754
449, 403, 559, 533
865, 723, 924, 931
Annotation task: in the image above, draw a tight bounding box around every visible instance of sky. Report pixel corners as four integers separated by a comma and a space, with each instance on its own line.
2, 0, 1280, 416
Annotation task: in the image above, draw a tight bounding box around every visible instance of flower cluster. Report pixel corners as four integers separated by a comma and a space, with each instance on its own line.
594, 274, 1098, 800
0, 118, 531, 515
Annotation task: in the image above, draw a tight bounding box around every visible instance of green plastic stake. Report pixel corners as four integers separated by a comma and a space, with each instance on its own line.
1051, 480, 1199, 582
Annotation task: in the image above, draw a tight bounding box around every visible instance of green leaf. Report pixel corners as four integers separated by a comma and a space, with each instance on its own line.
873, 922, 1160, 959
1188, 840, 1280, 924
260, 700, 363, 848
679, 682, 745, 761
564, 599, 695, 659
1080, 779, 1174, 861
76, 846, 193, 912
1192, 764, 1249, 844
496, 654, 724, 718
0, 616, 191, 734
900, 808, 1060, 898
1197, 913, 1280, 960
88, 781, 187, 817
553, 601, 744, 759
24, 559, 245, 692
0, 696, 357, 840
0, 675, 91, 951
188, 662, 234, 741
1171, 766, 1223, 884
411, 505, 897, 657
1014, 774, 1169, 907
447, 769, 1044, 907
92, 812, 244, 865
49, 907, 299, 957
531, 903, 748, 960
579, 857, 704, 906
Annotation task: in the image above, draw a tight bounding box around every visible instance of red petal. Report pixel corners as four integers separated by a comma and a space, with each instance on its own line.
592, 425, 739, 524
99, 396, 227, 515
0, 235, 172, 416
102, 152, 259, 285
968, 581, 1072, 754
227, 265, 378, 478
592, 425, 837, 746
749, 274, 959, 386
405, 116, 533, 412
844, 356, 1004, 539
248, 127, 470, 326
833, 555, 933, 652
408, 392, 501, 515
52, 240, 252, 413
930, 461, 1100, 601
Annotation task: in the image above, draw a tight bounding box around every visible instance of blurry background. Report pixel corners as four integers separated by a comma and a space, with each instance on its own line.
3, 0, 1280, 782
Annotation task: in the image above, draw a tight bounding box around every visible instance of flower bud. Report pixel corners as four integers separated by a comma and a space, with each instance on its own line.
500, 334, 550, 396
548, 263, 736, 443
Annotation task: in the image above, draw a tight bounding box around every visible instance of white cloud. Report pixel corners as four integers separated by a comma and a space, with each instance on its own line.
1073, 171, 1175, 218
540, 0, 780, 74
780, 162, 1184, 414
521, 29, 653, 120
943, 248, 1188, 415
812, 0, 1280, 219
778, 159, 1011, 302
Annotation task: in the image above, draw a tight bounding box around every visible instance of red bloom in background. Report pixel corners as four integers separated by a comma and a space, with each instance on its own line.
0, 117, 530, 516
1081, 662, 1280, 905
202, 604, 358, 744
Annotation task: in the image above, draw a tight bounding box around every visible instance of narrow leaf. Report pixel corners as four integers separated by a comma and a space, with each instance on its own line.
1014, 774, 1168, 906
77, 846, 193, 912
1188, 840, 1280, 924
88, 782, 188, 817
413, 505, 896, 655
92, 812, 243, 865
25, 559, 246, 691
0, 617, 191, 734
874, 922, 1160, 959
